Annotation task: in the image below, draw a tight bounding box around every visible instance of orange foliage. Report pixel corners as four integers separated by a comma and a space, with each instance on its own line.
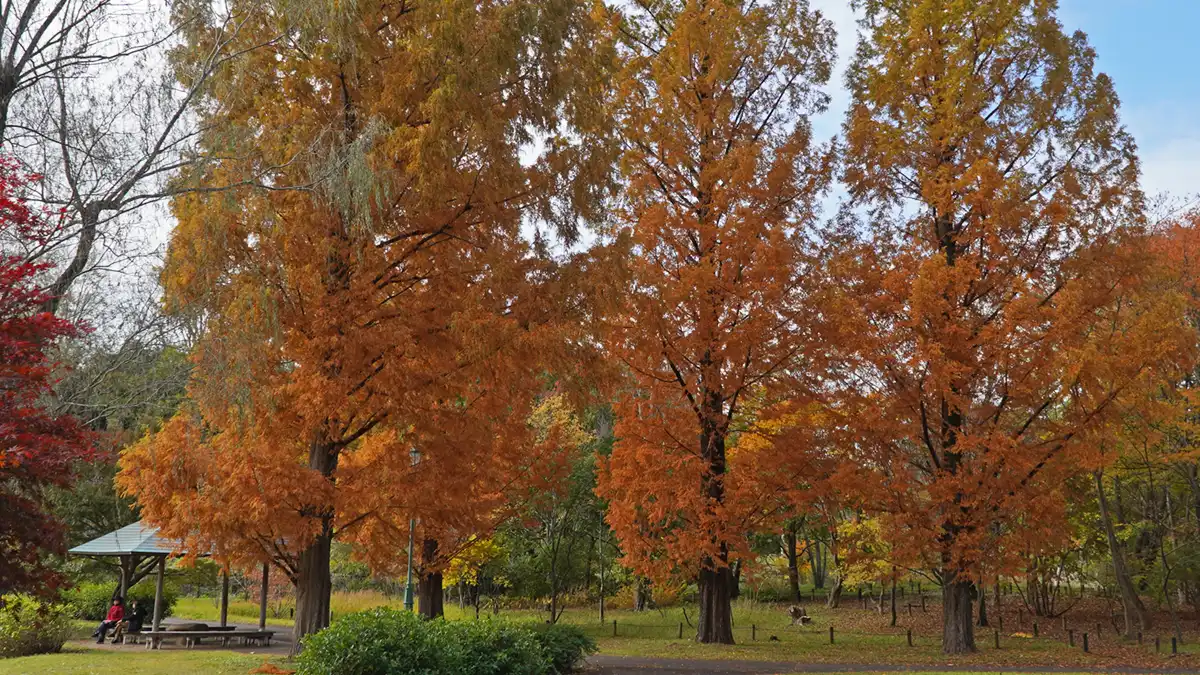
117, 0, 609, 641
593, 0, 837, 643
827, 0, 1199, 652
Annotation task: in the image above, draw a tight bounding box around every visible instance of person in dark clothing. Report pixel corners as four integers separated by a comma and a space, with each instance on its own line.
110, 599, 148, 643
126, 599, 147, 633
93, 598, 124, 643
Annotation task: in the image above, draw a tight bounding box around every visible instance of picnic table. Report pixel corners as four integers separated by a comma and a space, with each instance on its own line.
119, 622, 275, 649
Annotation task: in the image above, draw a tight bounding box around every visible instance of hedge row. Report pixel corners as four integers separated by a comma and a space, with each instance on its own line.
297, 609, 595, 675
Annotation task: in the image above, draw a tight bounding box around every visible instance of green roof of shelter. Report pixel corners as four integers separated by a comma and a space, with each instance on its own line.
68, 521, 178, 557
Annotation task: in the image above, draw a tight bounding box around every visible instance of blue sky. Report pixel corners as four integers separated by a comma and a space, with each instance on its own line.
811, 0, 1200, 201
1061, 0, 1200, 199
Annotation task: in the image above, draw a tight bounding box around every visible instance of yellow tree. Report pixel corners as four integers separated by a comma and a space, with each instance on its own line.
118, 0, 611, 645
835, 0, 1197, 653
595, 0, 836, 643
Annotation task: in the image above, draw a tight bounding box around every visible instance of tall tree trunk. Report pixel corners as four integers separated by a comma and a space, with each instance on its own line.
890, 572, 897, 627
695, 390, 733, 644
1094, 471, 1148, 635
941, 574, 976, 654
808, 540, 826, 589
634, 577, 652, 612
418, 538, 444, 619
825, 548, 843, 609
292, 440, 339, 651
697, 566, 735, 644
1185, 463, 1200, 534
293, 529, 333, 649
826, 576, 843, 609
785, 528, 801, 603
977, 583, 988, 627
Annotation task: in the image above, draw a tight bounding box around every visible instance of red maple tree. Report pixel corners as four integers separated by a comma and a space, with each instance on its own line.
0, 157, 91, 594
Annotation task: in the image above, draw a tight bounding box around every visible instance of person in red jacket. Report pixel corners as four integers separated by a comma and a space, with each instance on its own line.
92, 598, 125, 643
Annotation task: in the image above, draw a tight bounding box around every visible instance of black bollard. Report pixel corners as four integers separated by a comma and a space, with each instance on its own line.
1083, 633, 1089, 653
907, 628, 912, 647
1068, 629, 1074, 647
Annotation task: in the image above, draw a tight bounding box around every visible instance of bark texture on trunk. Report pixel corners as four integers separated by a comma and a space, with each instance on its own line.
785, 529, 801, 602
826, 578, 843, 609
292, 439, 339, 651
293, 530, 333, 649
697, 566, 735, 644
941, 575, 976, 654
418, 538, 444, 619
1094, 471, 1148, 635
695, 384, 733, 644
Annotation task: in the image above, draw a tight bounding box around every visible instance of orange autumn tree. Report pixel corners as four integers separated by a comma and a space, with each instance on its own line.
118, 0, 610, 645
346, 391, 597, 620
595, 0, 836, 643
833, 0, 1197, 653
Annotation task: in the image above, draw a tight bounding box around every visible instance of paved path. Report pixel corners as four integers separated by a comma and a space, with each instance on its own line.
585, 656, 1200, 674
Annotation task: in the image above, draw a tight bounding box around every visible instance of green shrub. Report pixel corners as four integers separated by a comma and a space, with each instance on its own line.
443, 621, 547, 675
297, 609, 592, 675
296, 609, 442, 675
0, 595, 73, 658
528, 623, 596, 674
63, 580, 176, 620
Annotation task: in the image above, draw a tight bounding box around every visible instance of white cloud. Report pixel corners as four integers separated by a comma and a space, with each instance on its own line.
1136, 137, 1200, 203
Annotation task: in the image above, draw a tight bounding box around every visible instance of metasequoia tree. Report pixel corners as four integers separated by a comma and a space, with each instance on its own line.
0, 158, 90, 594
118, 0, 608, 645
596, 0, 835, 643
834, 0, 1196, 653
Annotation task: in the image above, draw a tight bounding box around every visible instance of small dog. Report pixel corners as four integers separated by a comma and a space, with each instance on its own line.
787, 605, 812, 625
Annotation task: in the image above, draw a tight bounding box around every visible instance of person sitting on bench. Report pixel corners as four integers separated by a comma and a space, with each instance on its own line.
92, 598, 124, 643
110, 599, 147, 643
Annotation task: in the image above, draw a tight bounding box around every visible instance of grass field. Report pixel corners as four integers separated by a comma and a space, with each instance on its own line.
0, 648, 272, 675
169, 592, 1200, 667
4, 591, 1195, 674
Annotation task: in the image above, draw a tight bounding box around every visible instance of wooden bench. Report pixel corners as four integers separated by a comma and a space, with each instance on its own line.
142, 629, 275, 649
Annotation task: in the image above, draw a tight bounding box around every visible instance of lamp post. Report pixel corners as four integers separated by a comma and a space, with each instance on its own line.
404, 447, 420, 612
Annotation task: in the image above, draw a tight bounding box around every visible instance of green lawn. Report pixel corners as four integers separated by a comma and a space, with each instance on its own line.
53, 595, 1190, 674
0, 646, 1146, 675
0, 647, 274, 675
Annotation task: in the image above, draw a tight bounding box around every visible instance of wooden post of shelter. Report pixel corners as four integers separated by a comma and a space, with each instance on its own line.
152, 555, 166, 633
259, 562, 270, 630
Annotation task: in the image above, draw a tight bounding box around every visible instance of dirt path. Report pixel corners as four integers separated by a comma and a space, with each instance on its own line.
585, 655, 1200, 674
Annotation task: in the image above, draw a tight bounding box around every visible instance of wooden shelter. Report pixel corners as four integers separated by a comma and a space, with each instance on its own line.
68, 521, 273, 632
